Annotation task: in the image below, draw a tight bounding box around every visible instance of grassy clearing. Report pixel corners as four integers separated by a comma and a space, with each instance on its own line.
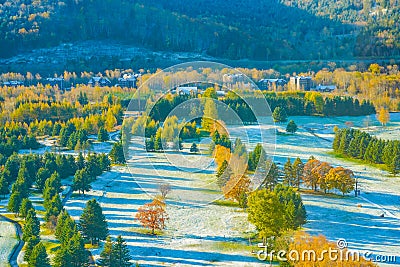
42, 240, 60, 254
127, 227, 166, 236
211, 199, 240, 208
299, 189, 351, 199
211, 241, 252, 252
328, 151, 389, 172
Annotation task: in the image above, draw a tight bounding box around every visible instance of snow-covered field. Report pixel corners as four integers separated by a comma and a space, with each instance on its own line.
0, 217, 18, 267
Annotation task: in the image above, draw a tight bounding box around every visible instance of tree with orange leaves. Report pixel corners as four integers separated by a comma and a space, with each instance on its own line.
313, 162, 332, 193
222, 174, 251, 208
302, 159, 321, 191
135, 197, 168, 234
214, 144, 231, 168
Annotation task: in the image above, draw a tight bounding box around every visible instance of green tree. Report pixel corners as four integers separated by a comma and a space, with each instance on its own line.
292, 157, 304, 189
19, 198, 33, 219
7, 191, 22, 214
28, 242, 51, 267
283, 158, 294, 186
24, 236, 40, 262
286, 120, 298, 133
98, 127, 109, 142
73, 168, 92, 196
80, 199, 109, 245
190, 142, 199, 153
44, 194, 62, 222
43, 172, 61, 210
201, 99, 218, 131
154, 128, 163, 151
0, 176, 9, 198
272, 106, 287, 123
388, 155, 400, 176
263, 161, 279, 191
247, 189, 285, 241
216, 160, 232, 188
35, 167, 50, 192
54, 247, 71, 267
98, 236, 114, 267
23, 209, 40, 242
68, 231, 88, 267
111, 235, 132, 267
109, 142, 126, 164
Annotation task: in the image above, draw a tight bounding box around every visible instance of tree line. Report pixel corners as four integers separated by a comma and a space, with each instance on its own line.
333, 128, 400, 175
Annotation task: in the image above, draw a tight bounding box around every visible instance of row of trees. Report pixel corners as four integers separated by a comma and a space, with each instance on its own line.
333, 128, 400, 175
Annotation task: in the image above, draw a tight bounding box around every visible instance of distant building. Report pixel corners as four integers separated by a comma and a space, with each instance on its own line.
258, 78, 287, 90
2, 80, 24, 87
88, 76, 111, 87
117, 73, 140, 88
45, 77, 64, 90
289, 76, 312, 91
315, 84, 336, 92
176, 86, 198, 95
223, 73, 246, 84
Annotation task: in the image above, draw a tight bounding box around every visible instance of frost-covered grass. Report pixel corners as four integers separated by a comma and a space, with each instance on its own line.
0, 219, 18, 266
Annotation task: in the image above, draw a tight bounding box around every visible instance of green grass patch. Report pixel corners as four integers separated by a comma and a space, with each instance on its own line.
328, 151, 390, 172
299, 189, 350, 199
85, 243, 99, 249
127, 227, 165, 236
42, 240, 61, 253
211, 199, 240, 208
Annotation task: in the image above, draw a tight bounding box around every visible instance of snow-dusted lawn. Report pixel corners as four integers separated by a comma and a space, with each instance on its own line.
0, 218, 18, 266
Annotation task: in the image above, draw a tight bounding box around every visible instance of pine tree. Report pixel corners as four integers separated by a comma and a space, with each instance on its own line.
44, 194, 62, 222
76, 153, 85, 170
292, 157, 304, 189
283, 158, 293, 186
286, 120, 298, 133
0, 175, 9, 198
28, 242, 50, 267
190, 142, 199, 153
73, 168, 92, 196
154, 128, 163, 151
272, 106, 287, 123
53, 247, 71, 267
68, 231, 88, 267
216, 160, 232, 188
43, 172, 61, 210
98, 127, 109, 142
24, 236, 40, 262
111, 235, 132, 267
80, 199, 108, 245
109, 142, 126, 163
264, 162, 279, 191
19, 198, 33, 218
388, 155, 400, 176
35, 167, 50, 192
98, 236, 114, 267
7, 191, 22, 214
23, 208, 40, 241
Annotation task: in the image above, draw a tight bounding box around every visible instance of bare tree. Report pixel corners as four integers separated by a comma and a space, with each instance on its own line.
159, 183, 171, 198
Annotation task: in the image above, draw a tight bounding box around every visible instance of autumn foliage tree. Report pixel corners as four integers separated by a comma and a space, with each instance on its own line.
222, 174, 251, 208
135, 198, 168, 234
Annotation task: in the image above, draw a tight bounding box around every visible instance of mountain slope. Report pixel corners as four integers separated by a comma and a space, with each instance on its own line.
0, 0, 399, 60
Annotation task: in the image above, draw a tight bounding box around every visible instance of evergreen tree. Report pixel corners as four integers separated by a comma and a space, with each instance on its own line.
286, 120, 298, 133
24, 236, 40, 262
154, 128, 163, 151
145, 137, 155, 152
292, 157, 304, 189
43, 172, 61, 210
35, 167, 50, 192
7, 191, 22, 214
388, 155, 400, 176
68, 231, 88, 267
98, 236, 113, 267
19, 198, 33, 218
283, 158, 294, 186
111, 235, 132, 267
23, 209, 40, 242
98, 127, 110, 142
44, 194, 62, 222
216, 160, 232, 188
80, 199, 109, 245
53, 247, 71, 267
264, 162, 279, 191
99, 153, 111, 172
73, 168, 92, 195
272, 106, 287, 123
190, 142, 199, 153
0, 175, 9, 198
109, 142, 126, 163
28, 242, 50, 267
76, 153, 85, 170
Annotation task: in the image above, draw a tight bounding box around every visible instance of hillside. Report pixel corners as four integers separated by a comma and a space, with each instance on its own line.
0, 0, 399, 61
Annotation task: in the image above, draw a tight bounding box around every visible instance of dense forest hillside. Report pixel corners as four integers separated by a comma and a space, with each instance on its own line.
0, 0, 399, 60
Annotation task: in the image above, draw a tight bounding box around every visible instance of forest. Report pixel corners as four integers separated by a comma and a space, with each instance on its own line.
0, 0, 399, 60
